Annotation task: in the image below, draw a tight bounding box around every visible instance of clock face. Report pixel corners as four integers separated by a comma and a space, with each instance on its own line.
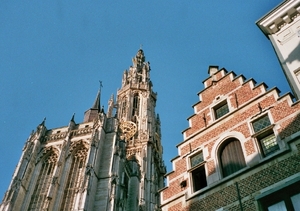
119, 121, 137, 141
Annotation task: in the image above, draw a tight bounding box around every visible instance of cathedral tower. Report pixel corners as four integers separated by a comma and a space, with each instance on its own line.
0, 49, 166, 211
117, 49, 165, 211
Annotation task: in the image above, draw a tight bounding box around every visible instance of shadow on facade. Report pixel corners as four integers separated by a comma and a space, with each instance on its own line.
278, 112, 300, 140
285, 41, 300, 64
185, 112, 300, 211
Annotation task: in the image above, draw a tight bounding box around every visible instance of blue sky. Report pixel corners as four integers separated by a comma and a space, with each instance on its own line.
0, 0, 288, 196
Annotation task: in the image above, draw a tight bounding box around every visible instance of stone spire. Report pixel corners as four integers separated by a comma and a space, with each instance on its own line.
92, 90, 101, 111
83, 90, 101, 122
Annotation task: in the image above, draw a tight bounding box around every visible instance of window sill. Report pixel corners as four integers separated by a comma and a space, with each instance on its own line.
251, 124, 275, 138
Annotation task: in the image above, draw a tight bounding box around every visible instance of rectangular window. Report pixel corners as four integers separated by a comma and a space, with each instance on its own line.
214, 101, 229, 119
291, 193, 300, 209
258, 133, 278, 156
252, 115, 271, 133
268, 201, 287, 211
190, 152, 207, 192
258, 180, 300, 211
190, 152, 204, 168
252, 115, 278, 156
192, 165, 207, 192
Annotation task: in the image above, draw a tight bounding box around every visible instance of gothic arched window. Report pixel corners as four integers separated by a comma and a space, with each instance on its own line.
28, 150, 58, 211
60, 145, 88, 211
220, 138, 246, 177
121, 99, 127, 118
132, 94, 140, 116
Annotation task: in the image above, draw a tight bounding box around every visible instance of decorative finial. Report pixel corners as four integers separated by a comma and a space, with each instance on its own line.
140, 44, 143, 49
40, 117, 46, 126
71, 113, 75, 122
99, 80, 103, 92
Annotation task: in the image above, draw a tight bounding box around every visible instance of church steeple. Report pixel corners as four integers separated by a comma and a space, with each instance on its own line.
83, 90, 101, 122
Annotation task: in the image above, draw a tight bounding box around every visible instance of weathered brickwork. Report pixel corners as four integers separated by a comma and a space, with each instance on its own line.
244, 139, 256, 156
228, 81, 264, 109
205, 141, 215, 159
181, 92, 298, 158
168, 159, 187, 181
278, 112, 300, 139
232, 122, 251, 137
186, 184, 238, 211
203, 70, 226, 89
161, 67, 300, 211
169, 202, 182, 211
194, 73, 242, 113
187, 108, 210, 136
206, 160, 216, 176
162, 177, 189, 201
271, 100, 300, 123
181, 103, 260, 155
181, 154, 300, 211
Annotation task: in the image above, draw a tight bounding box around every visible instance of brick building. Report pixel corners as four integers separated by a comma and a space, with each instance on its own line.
160, 66, 300, 210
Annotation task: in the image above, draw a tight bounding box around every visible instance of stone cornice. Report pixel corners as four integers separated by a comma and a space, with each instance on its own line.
256, 0, 300, 35
45, 127, 93, 142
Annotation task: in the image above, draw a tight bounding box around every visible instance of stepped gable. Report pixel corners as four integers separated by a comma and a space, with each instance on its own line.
160, 66, 300, 207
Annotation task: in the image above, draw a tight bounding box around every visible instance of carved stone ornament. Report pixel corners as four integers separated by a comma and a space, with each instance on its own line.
138, 131, 147, 141
142, 92, 148, 98
36, 146, 59, 164
119, 121, 137, 141
69, 140, 89, 157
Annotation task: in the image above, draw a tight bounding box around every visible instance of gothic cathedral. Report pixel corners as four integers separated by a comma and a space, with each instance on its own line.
0, 49, 166, 211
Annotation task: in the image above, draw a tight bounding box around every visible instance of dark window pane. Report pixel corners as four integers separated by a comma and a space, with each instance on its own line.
192, 165, 207, 192
215, 103, 229, 119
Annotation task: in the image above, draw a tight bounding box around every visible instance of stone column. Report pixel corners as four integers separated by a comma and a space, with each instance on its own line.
126, 158, 140, 211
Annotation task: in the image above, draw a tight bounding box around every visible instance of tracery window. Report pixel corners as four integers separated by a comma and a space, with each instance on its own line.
121, 98, 127, 118
220, 138, 246, 177
60, 146, 88, 211
28, 150, 58, 211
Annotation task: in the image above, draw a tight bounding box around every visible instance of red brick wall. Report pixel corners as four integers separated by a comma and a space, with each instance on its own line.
186, 81, 265, 138
162, 69, 300, 210
244, 139, 256, 156
162, 177, 189, 201
169, 202, 182, 211
168, 159, 187, 181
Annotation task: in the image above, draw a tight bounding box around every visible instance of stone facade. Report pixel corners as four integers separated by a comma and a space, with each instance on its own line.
160, 66, 300, 211
257, 0, 300, 99
0, 50, 166, 211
